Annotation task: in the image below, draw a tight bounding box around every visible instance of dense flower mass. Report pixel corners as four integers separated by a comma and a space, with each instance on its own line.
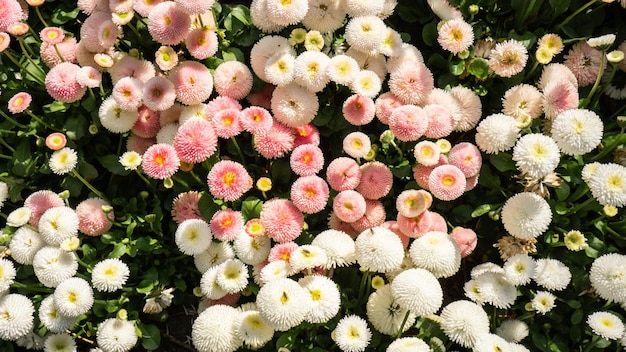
1, 0, 626, 350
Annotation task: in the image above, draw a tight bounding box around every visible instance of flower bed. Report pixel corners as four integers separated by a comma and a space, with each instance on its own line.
1, 0, 626, 351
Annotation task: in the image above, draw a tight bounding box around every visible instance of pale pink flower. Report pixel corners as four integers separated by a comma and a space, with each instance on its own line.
0, 32, 10, 53
428, 164, 467, 201
171, 61, 214, 105
24, 190, 64, 228
448, 142, 482, 178
414, 140, 441, 166
343, 131, 371, 159
350, 199, 386, 233
109, 56, 156, 84
205, 96, 242, 120
112, 77, 143, 111
502, 84, 544, 120
397, 211, 433, 239
333, 190, 367, 223
542, 80, 579, 120
147, 1, 191, 45
212, 108, 243, 139
564, 41, 602, 86
0, 0, 24, 32
141, 143, 180, 179
171, 191, 204, 224
428, 211, 448, 232
207, 160, 252, 202
40, 37, 78, 68
342, 94, 376, 126
374, 91, 404, 125
260, 198, 304, 243
186, 27, 218, 60
132, 106, 161, 138
290, 144, 324, 176
76, 66, 102, 88
356, 161, 393, 199
538, 63, 578, 91
449, 86, 482, 132
488, 39, 528, 78
450, 227, 478, 257
79, 12, 115, 52
253, 121, 296, 159
240, 106, 273, 134
126, 134, 156, 155
326, 157, 362, 191
413, 155, 449, 190
290, 175, 330, 214
143, 76, 177, 111
175, 0, 214, 14
396, 189, 433, 218
155, 45, 179, 71
246, 83, 274, 110
213, 60, 254, 100
437, 18, 474, 54
293, 124, 320, 147
388, 62, 434, 105
40, 27, 64, 45
210, 209, 244, 241
45, 62, 87, 103
268, 242, 299, 263
423, 104, 454, 139
7, 92, 31, 114
389, 104, 428, 142
76, 198, 114, 236
45, 133, 67, 151
173, 119, 218, 163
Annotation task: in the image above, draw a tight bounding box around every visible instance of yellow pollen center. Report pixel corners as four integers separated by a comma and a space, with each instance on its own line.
154, 155, 165, 166
68, 292, 77, 303
351, 140, 362, 149
442, 175, 455, 186
223, 172, 236, 187
349, 326, 360, 338
280, 292, 289, 304
164, 16, 171, 25
310, 289, 321, 301
607, 175, 623, 190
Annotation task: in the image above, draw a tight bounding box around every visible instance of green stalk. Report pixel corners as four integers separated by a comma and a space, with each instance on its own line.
11, 281, 54, 294
25, 109, 62, 132
72, 169, 108, 201
556, 0, 597, 32
581, 51, 606, 108
395, 310, 411, 338
17, 37, 47, 78
0, 109, 28, 129
230, 136, 247, 165
35, 6, 50, 27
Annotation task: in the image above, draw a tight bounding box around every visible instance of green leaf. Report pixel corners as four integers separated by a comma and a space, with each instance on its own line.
135, 237, 157, 252
468, 58, 490, 79
43, 101, 69, 113
449, 59, 465, 76
51, 7, 80, 25
108, 243, 127, 258
11, 140, 37, 177
271, 159, 292, 185
421, 21, 438, 47
230, 5, 251, 25
472, 204, 494, 218
490, 153, 516, 172
570, 309, 583, 324
78, 161, 99, 180
221, 47, 245, 62
554, 181, 570, 201
198, 192, 221, 220
138, 323, 161, 350
241, 197, 263, 220
98, 155, 132, 176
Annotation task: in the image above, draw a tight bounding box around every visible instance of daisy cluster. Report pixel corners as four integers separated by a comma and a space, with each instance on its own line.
2, 0, 626, 350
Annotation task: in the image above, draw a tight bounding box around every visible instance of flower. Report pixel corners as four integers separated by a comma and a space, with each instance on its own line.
38, 206, 79, 245
488, 39, 528, 77
142, 76, 176, 112
496, 319, 529, 343
194, 241, 235, 273
0, 293, 34, 341
533, 258, 571, 291
214, 60, 254, 100
563, 230, 589, 251
6, 206, 31, 227
437, 18, 474, 54
396, 189, 432, 218
327, 54, 360, 85
293, 51, 331, 93
475, 113, 520, 154
386, 337, 430, 352
96, 318, 138, 352
119, 151, 142, 171
38, 295, 76, 333
240, 106, 273, 134
439, 300, 490, 348
503, 254, 536, 286
171, 61, 214, 105
76, 198, 114, 236
260, 198, 304, 243
587, 311, 625, 340
551, 109, 603, 156
9, 227, 43, 265
351, 70, 382, 98
355, 227, 404, 273
388, 62, 434, 105
271, 83, 319, 127
53, 277, 94, 317
343, 132, 371, 159
290, 175, 330, 214
45, 132, 67, 151
542, 79, 580, 120
589, 253, 626, 303
154, 45, 179, 71
310, 229, 357, 268
215, 259, 249, 294
186, 27, 218, 60
91, 258, 130, 292
409, 231, 461, 278
256, 278, 309, 331
538, 33, 564, 55
98, 96, 139, 134
207, 160, 253, 202
465, 270, 517, 309
333, 315, 372, 352
290, 144, 324, 176
587, 33, 616, 51
112, 77, 143, 111
45, 62, 86, 103
302, 0, 347, 33
333, 190, 367, 222
49, 147, 78, 175
450, 227, 478, 257
266, 0, 309, 26
586, 163, 626, 207
390, 268, 443, 316
501, 192, 552, 239
299, 275, 341, 323
141, 143, 180, 179
250, 36, 295, 82
209, 209, 243, 241
7, 92, 31, 114
253, 121, 296, 159
531, 290, 556, 314
564, 41, 602, 86
264, 52, 296, 86
502, 84, 543, 120
304, 30, 324, 51
366, 284, 416, 335
512, 133, 561, 179
44, 333, 76, 352
175, 219, 213, 255
374, 92, 404, 124
233, 232, 271, 265
356, 161, 393, 199
342, 94, 376, 126
0, 258, 16, 293
147, 1, 191, 45
234, 310, 274, 350
344, 15, 386, 54
326, 157, 362, 191
428, 164, 467, 201
192, 304, 243, 352
473, 334, 512, 352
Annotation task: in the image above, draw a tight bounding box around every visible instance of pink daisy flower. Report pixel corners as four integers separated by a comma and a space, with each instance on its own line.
465, 174, 479, 192
171, 61, 214, 105
333, 190, 367, 223
290, 175, 330, 214
45, 62, 87, 103
397, 211, 433, 238
428, 211, 448, 232
542, 80, 579, 120
76, 66, 101, 88
343, 131, 371, 159
448, 142, 482, 178
389, 104, 428, 142
388, 62, 434, 105
538, 63, 578, 91
126, 134, 156, 155
155, 45, 179, 71
374, 91, 404, 125
413, 154, 448, 189
246, 83, 274, 110
350, 199, 386, 233
564, 41, 602, 86
327, 212, 360, 238
450, 227, 477, 257
253, 121, 296, 159
147, 1, 191, 45
109, 56, 156, 84
428, 164, 467, 201
112, 77, 144, 111
260, 198, 304, 243
97, 18, 119, 49
210, 209, 244, 241
76, 198, 114, 236
143, 76, 177, 112
437, 18, 474, 54
186, 27, 218, 60
24, 190, 64, 228
173, 118, 218, 163
7, 92, 31, 114
290, 144, 324, 176
45, 132, 67, 150
381, 220, 410, 249
293, 124, 320, 147
212, 108, 243, 139
0, 0, 24, 32
205, 96, 242, 120
240, 106, 273, 134
342, 94, 376, 126
132, 106, 161, 138
40, 37, 78, 68
171, 191, 204, 224
79, 12, 113, 52
396, 189, 433, 218
423, 104, 454, 139
174, 0, 214, 14
213, 60, 254, 100
488, 39, 528, 78
0, 32, 10, 52
414, 140, 441, 166
268, 241, 299, 263
326, 157, 362, 191
142, 143, 180, 179
207, 160, 252, 202
356, 161, 393, 199
245, 218, 266, 237
40, 27, 65, 45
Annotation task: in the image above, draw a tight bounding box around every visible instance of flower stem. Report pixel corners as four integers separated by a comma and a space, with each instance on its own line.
25, 109, 62, 132
582, 335, 601, 352
395, 310, 411, 338
357, 270, 370, 303
230, 137, 247, 165
581, 51, 606, 108
18, 37, 48, 79
0, 109, 28, 129
556, 0, 597, 32
72, 169, 108, 201
1, 50, 45, 85
11, 281, 54, 294
35, 6, 50, 27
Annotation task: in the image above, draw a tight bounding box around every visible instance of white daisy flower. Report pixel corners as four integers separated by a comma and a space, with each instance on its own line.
0, 258, 16, 293
178, 103, 208, 125
216, 259, 249, 294
587, 34, 616, 51
345, 0, 385, 17
259, 260, 292, 285
439, 299, 490, 348
250, 36, 295, 82
346, 47, 387, 81
587, 311, 624, 340
586, 163, 626, 207
531, 290, 556, 314
49, 147, 78, 175
250, 0, 284, 34
386, 337, 430, 352
464, 271, 517, 309
200, 265, 228, 300
119, 151, 142, 171
589, 253, 626, 303
15, 330, 45, 351
512, 133, 561, 179
271, 82, 319, 128
299, 275, 341, 324
265, 0, 309, 26
366, 284, 416, 336
408, 231, 461, 278
379, 27, 403, 57
503, 254, 536, 286
192, 304, 243, 352
475, 113, 521, 154
234, 310, 274, 350
38, 295, 77, 333
386, 43, 424, 71
355, 227, 405, 273
97, 318, 139, 352
302, 0, 347, 33
234, 233, 271, 266
473, 333, 512, 352
33, 246, 78, 288
344, 16, 386, 54
256, 278, 309, 331
333, 315, 372, 352
175, 218, 213, 256
98, 96, 138, 134
294, 51, 331, 93
390, 268, 443, 316
155, 122, 179, 145
551, 109, 603, 156
9, 226, 44, 265
264, 52, 296, 86
290, 245, 328, 272
327, 54, 361, 85
91, 258, 130, 292
44, 333, 76, 352
500, 192, 552, 240
496, 319, 530, 343
194, 240, 235, 273
0, 182, 7, 209
6, 207, 31, 227
38, 206, 79, 246
0, 293, 35, 341
53, 277, 94, 318
533, 258, 571, 291
351, 69, 382, 98
311, 229, 357, 268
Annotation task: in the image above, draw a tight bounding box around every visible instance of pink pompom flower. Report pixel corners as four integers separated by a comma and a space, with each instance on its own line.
260, 198, 304, 243
396, 189, 433, 218
207, 160, 253, 202
143, 76, 177, 111
268, 241, 299, 263
423, 104, 454, 139
374, 91, 404, 125
290, 144, 324, 176
205, 96, 242, 119
388, 62, 434, 105
45, 62, 87, 103
450, 227, 478, 257
397, 211, 433, 239
213, 60, 254, 100
428, 164, 467, 201
413, 154, 448, 190
350, 199, 387, 233
40, 27, 65, 45
76, 66, 102, 88
212, 108, 243, 139
173, 119, 218, 164
147, 1, 191, 45
356, 161, 393, 200
294, 124, 320, 147
171, 61, 214, 105
7, 92, 31, 114
132, 106, 161, 138
76, 198, 114, 236
333, 190, 367, 223
448, 142, 482, 178
342, 94, 376, 126
326, 157, 362, 191
112, 77, 144, 111
186, 27, 218, 60
24, 190, 64, 228
210, 208, 244, 241
389, 104, 428, 142
414, 140, 441, 166
240, 106, 273, 134
253, 121, 296, 159
142, 143, 180, 179
343, 131, 371, 159
171, 191, 204, 224
290, 175, 329, 214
